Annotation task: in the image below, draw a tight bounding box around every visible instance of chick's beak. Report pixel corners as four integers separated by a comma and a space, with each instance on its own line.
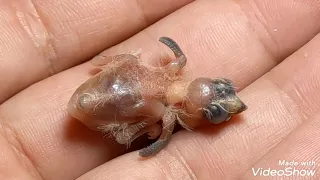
226, 97, 248, 114
238, 101, 248, 113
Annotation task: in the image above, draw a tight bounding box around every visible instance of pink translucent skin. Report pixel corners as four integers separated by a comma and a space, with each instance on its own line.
67, 37, 247, 157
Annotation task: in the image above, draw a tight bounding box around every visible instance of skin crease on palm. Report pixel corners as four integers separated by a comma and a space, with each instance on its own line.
1, 0, 320, 179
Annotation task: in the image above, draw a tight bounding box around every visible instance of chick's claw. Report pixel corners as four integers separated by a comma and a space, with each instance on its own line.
146, 124, 162, 139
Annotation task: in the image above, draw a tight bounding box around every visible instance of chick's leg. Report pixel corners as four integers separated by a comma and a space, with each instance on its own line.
125, 123, 162, 145
138, 110, 176, 157
159, 37, 187, 74
115, 122, 162, 148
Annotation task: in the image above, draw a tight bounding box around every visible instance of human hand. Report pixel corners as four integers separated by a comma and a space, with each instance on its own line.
1, 0, 320, 179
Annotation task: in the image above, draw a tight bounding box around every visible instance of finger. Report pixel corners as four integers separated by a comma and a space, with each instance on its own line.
0, 128, 42, 179
0, 0, 193, 103
2, 0, 320, 179
78, 32, 320, 180
241, 32, 320, 179
99, 0, 320, 88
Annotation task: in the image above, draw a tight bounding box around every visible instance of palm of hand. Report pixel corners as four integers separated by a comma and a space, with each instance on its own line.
0, 0, 320, 179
